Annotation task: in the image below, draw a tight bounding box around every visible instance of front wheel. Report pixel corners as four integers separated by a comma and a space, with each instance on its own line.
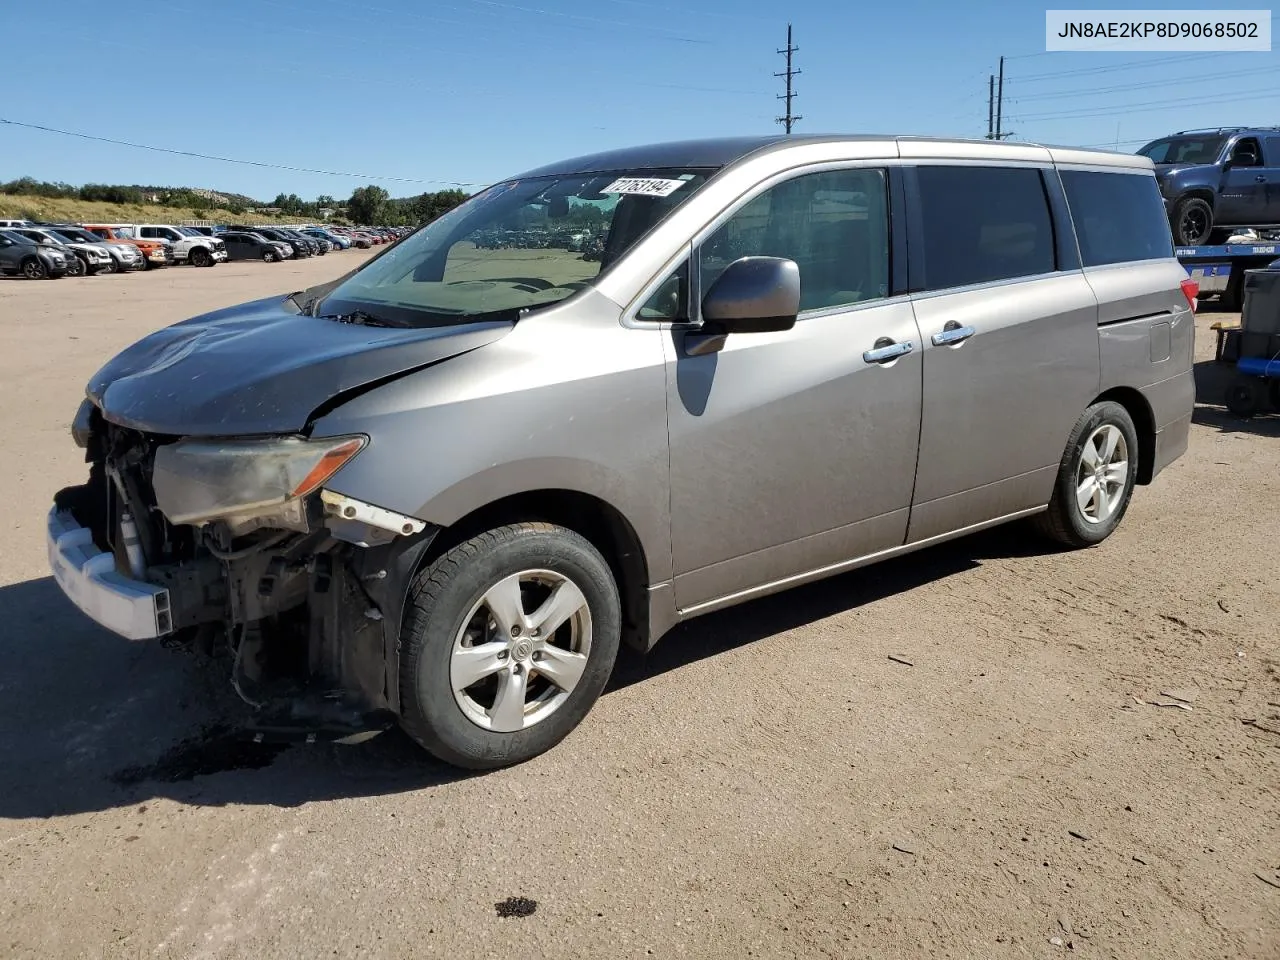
189, 247, 212, 267
64, 256, 86, 278
1034, 401, 1139, 548
20, 257, 46, 280
1173, 196, 1214, 246
398, 522, 621, 770
262, 249, 277, 262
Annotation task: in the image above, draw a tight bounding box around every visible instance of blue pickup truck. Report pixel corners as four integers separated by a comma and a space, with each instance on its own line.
1140, 127, 1280, 246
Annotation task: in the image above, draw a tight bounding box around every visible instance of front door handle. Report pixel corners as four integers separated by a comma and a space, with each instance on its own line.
932, 323, 976, 346
1255, 175, 1267, 182
862, 339, 913, 364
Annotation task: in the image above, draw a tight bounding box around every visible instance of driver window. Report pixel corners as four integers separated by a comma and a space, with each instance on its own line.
698, 168, 889, 313
1232, 138, 1261, 166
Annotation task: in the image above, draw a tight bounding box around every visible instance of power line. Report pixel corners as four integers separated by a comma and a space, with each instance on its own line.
775, 23, 801, 134
0, 118, 484, 187
1011, 52, 1234, 83
1010, 63, 1280, 102
1012, 89, 1280, 123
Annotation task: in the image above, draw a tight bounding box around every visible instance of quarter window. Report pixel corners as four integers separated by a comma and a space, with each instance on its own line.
1060, 170, 1173, 266
698, 168, 890, 313
915, 166, 1056, 290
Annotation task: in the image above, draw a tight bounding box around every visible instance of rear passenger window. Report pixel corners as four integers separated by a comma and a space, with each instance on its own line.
915, 166, 1056, 290
1060, 170, 1173, 266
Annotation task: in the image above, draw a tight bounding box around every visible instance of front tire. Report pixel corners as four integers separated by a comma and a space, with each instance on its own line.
1034, 401, 1139, 548
1173, 196, 1214, 246
20, 257, 46, 280
189, 247, 212, 267
398, 522, 621, 770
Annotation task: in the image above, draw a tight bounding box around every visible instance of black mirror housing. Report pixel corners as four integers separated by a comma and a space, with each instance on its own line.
701, 256, 800, 333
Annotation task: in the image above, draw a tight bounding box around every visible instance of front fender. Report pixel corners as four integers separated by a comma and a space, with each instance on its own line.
310, 299, 673, 582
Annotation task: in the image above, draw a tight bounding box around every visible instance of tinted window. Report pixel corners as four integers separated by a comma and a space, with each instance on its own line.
1138, 135, 1226, 165
699, 168, 889, 312
1061, 170, 1173, 266
915, 166, 1056, 290
1231, 138, 1262, 166
1266, 137, 1280, 165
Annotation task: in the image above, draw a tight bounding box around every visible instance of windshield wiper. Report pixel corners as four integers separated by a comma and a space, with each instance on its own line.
317, 309, 411, 328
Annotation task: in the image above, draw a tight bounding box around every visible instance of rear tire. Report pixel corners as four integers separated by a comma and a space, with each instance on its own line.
1034, 401, 1139, 548
398, 522, 621, 770
1173, 196, 1214, 246
1226, 380, 1260, 418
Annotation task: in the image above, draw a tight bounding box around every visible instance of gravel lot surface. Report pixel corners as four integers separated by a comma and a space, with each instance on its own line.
1, 257, 1277, 959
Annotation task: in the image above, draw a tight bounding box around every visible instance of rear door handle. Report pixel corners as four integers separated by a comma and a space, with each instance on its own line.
932, 324, 976, 346
1256, 175, 1267, 182
862, 340, 913, 364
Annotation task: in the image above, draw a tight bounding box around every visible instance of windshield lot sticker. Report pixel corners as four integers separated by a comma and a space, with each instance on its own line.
601, 177, 686, 197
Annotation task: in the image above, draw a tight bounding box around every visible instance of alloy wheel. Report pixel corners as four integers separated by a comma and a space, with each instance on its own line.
449, 569, 592, 733
1075, 424, 1129, 524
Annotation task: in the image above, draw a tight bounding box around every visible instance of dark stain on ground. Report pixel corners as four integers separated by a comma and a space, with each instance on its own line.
494, 896, 538, 918
109, 725, 289, 786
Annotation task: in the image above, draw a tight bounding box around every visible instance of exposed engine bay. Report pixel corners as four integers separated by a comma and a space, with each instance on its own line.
54, 415, 437, 740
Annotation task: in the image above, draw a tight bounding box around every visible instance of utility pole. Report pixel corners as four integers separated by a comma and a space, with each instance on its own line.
995, 55, 1005, 140
775, 23, 801, 134
988, 74, 995, 139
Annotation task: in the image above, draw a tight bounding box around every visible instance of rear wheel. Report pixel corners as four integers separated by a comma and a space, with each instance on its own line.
1034, 401, 1139, 548
398, 522, 621, 770
1173, 196, 1214, 246
20, 257, 46, 280
1226, 380, 1260, 418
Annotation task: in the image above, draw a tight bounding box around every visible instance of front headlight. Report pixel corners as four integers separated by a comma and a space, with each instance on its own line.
152, 434, 366, 527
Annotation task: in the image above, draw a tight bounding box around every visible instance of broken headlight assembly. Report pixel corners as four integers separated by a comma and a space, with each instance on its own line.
152, 434, 367, 533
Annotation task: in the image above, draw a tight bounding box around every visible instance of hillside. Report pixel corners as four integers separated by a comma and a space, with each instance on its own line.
0, 193, 311, 226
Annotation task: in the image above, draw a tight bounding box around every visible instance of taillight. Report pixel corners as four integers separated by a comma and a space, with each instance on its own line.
1181, 277, 1199, 312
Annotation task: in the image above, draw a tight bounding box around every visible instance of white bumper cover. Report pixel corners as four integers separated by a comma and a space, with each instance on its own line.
47, 508, 172, 640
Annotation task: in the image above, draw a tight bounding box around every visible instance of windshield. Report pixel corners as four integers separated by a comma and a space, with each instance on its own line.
176, 227, 203, 236
111, 226, 135, 239
53, 228, 98, 243
318, 167, 715, 326
1138, 135, 1227, 164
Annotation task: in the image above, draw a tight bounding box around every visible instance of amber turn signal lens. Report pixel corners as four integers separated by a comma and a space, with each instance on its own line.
291, 437, 366, 497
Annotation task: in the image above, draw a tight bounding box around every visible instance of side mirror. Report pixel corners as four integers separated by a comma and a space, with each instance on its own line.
701, 256, 800, 333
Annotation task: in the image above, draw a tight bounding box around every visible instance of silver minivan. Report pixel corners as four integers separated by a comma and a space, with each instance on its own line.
48, 136, 1196, 768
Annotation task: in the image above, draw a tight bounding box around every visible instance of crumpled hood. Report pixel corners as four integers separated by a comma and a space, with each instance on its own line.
86, 294, 512, 436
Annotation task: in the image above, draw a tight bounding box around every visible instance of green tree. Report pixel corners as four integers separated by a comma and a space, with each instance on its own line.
347, 184, 389, 225
409, 189, 468, 225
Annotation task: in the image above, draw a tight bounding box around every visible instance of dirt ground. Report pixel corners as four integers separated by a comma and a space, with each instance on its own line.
0, 257, 1276, 960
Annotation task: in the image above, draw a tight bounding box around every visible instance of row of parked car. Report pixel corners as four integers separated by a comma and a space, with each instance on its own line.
0, 218, 408, 279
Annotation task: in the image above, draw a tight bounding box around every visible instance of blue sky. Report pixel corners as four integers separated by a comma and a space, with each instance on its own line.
2, 0, 1277, 201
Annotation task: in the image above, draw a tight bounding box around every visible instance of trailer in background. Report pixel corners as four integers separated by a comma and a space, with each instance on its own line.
1177, 243, 1279, 312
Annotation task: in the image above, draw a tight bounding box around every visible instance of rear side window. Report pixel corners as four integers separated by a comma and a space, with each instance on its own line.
1060, 170, 1173, 266
915, 166, 1056, 290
